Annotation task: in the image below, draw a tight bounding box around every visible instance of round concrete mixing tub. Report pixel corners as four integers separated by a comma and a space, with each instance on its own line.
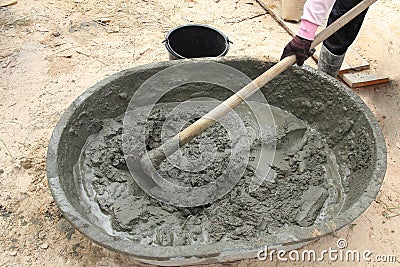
47, 57, 386, 266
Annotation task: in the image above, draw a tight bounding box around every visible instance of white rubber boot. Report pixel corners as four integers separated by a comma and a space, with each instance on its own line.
318, 45, 346, 78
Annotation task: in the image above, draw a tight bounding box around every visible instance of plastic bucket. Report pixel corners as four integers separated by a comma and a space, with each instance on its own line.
164, 24, 230, 60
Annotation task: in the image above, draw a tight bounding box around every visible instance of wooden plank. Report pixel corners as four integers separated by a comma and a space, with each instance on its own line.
256, 0, 370, 73
340, 72, 390, 88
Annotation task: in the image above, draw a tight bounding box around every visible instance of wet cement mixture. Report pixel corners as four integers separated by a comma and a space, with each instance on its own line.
73, 102, 346, 247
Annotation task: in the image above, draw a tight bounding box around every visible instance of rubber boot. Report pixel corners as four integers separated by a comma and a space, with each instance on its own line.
318, 45, 346, 78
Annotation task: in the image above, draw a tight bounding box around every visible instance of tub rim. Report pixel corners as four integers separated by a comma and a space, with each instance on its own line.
46, 56, 387, 263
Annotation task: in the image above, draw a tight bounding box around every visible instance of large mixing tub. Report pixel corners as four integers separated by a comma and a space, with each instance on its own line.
46, 57, 386, 265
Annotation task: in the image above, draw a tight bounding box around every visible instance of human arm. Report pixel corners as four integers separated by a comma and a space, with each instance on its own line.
280, 0, 336, 65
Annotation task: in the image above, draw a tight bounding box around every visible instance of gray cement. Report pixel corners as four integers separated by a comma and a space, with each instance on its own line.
46, 57, 387, 265
73, 102, 344, 246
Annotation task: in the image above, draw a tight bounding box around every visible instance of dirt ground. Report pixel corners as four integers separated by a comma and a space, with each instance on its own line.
0, 0, 399, 266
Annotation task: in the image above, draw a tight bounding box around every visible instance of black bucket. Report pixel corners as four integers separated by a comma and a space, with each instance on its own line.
164, 24, 231, 60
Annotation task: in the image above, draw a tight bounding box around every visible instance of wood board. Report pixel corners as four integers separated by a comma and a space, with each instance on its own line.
339, 72, 390, 88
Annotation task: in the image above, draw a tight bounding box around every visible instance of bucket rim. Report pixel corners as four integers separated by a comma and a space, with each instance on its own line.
164, 24, 230, 59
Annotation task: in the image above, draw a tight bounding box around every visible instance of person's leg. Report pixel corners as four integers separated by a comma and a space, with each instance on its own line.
318, 0, 369, 77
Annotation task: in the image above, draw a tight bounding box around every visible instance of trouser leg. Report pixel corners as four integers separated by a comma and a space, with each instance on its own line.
324, 0, 368, 55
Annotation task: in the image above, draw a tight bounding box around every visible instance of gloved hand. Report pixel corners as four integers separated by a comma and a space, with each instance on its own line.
280, 35, 315, 66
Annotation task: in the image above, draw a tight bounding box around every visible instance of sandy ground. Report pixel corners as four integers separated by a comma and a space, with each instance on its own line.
0, 0, 399, 266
